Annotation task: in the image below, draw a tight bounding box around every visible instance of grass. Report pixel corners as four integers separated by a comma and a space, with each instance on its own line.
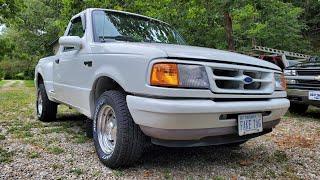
52, 163, 64, 170
272, 150, 288, 163
214, 176, 226, 180
0, 147, 14, 163
93, 170, 101, 177
24, 80, 35, 88
0, 134, 5, 140
27, 151, 40, 159
12, 131, 33, 139
69, 168, 83, 175
281, 165, 299, 179
11, 80, 21, 87
66, 158, 74, 163
7, 121, 42, 131
0, 80, 91, 175
163, 168, 173, 180
23, 137, 47, 150
41, 127, 66, 134
0, 80, 34, 88
265, 169, 277, 178
0, 80, 5, 87
8, 121, 36, 139
0, 82, 35, 128
46, 146, 65, 155
113, 170, 125, 177
72, 134, 90, 143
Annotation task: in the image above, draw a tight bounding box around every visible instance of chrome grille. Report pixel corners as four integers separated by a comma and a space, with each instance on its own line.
287, 80, 320, 90
297, 69, 320, 76
210, 67, 274, 94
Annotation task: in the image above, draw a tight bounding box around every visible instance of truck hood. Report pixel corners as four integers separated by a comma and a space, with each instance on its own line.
287, 61, 320, 70
91, 42, 280, 70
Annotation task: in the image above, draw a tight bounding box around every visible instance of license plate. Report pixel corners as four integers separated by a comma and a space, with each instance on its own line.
238, 113, 263, 136
309, 91, 320, 101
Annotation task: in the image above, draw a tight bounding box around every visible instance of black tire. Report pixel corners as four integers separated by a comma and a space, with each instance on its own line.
289, 102, 308, 114
85, 118, 93, 138
36, 84, 57, 122
93, 90, 147, 168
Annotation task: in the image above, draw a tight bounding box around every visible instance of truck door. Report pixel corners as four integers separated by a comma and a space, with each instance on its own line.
53, 15, 91, 113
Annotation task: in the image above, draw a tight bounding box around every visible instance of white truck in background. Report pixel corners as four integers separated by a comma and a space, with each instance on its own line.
35, 8, 289, 168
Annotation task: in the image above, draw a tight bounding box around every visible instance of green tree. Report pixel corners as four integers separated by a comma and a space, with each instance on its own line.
286, 0, 320, 54
232, 0, 311, 53
0, 0, 23, 24
0, 0, 319, 80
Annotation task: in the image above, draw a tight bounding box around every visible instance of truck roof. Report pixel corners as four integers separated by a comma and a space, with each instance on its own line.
75, 8, 169, 25
48, 8, 170, 51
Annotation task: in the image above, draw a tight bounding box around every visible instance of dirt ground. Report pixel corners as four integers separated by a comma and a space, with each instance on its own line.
0, 80, 319, 179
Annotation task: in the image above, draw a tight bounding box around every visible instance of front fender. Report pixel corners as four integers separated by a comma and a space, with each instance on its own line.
35, 57, 55, 99
92, 65, 127, 91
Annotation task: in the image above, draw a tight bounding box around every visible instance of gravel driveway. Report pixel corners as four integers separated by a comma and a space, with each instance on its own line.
0, 81, 319, 179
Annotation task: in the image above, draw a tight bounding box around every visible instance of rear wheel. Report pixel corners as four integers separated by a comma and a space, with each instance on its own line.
289, 102, 308, 114
36, 84, 57, 122
93, 90, 147, 168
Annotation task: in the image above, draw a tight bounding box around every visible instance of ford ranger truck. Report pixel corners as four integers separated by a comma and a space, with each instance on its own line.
285, 59, 320, 114
34, 8, 290, 168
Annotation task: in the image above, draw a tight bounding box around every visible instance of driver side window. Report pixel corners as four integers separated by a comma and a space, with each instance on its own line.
64, 17, 85, 51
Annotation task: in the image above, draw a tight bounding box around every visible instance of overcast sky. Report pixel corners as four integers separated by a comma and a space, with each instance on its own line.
0, 24, 6, 35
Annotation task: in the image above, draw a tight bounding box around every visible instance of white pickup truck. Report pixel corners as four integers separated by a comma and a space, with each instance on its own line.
35, 8, 289, 168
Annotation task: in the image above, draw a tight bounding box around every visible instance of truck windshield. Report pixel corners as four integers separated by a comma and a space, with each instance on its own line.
92, 10, 186, 45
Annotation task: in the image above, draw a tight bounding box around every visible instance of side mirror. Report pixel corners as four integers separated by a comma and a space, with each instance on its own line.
59, 36, 83, 50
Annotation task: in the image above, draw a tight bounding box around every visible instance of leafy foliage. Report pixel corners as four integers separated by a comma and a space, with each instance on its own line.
0, 0, 319, 79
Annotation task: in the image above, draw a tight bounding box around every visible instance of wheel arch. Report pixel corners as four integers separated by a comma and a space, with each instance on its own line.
36, 73, 44, 89
90, 76, 126, 118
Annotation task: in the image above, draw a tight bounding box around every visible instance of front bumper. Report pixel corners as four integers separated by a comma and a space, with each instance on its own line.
287, 88, 308, 98
127, 96, 289, 140
287, 89, 320, 106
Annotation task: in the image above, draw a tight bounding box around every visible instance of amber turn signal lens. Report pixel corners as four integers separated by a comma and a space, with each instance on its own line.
150, 63, 179, 87
280, 73, 287, 90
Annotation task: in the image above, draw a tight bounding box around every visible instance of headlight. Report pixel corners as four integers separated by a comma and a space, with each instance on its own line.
150, 63, 209, 89
274, 73, 286, 90
284, 69, 296, 76
286, 79, 296, 84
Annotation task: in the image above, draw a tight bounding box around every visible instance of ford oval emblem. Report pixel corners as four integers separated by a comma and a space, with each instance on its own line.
243, 76, 253, 84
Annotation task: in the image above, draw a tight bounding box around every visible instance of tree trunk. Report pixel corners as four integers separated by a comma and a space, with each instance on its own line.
224, 12, 235, 51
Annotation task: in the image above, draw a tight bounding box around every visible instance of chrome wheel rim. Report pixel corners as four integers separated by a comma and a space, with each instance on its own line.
97, 105, 117, 155
37, 91, 43, 116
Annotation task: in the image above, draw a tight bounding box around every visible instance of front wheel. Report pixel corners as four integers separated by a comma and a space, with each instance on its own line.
93, 90, 147, 168
289, 102, 308, 114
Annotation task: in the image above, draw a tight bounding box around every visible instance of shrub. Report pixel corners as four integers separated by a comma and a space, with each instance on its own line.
0, 58, 35, 80
15, 72, 24, 80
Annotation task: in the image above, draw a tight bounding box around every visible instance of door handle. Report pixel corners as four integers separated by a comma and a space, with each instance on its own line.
55, 59, 60, 64
84, 61, 92, 67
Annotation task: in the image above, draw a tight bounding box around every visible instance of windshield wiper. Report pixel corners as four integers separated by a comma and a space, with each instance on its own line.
99, 35, 139, 42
